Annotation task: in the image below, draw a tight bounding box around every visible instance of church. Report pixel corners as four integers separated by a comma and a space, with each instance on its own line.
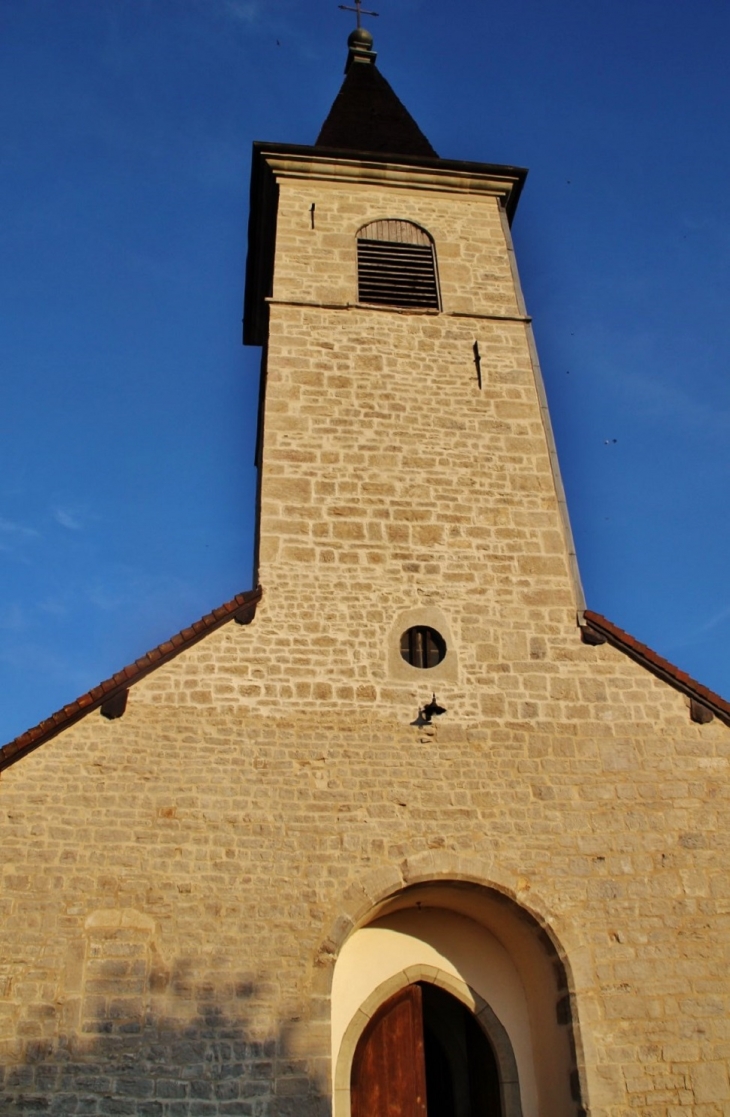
2, 23, 729, 1117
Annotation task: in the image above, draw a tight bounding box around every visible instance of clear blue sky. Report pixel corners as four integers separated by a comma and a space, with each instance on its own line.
2, 0, 729, 742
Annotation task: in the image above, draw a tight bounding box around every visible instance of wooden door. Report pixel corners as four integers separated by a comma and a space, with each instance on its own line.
351, 984, 428, 1117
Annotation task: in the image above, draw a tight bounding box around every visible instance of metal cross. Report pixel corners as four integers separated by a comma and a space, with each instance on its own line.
338, 0, 379, 29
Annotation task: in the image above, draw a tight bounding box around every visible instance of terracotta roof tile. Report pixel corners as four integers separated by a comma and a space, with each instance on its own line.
0, 586, 262, 773
583, 609, 730, 725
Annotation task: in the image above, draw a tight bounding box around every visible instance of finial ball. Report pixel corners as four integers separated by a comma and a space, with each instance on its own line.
348, 27, 374, 50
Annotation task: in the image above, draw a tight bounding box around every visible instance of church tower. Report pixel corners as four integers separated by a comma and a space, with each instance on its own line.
243, 25, 584, 730
1, 24, 729, 1117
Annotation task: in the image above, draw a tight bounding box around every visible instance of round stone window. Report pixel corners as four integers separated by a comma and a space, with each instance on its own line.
400, 626, 446, 669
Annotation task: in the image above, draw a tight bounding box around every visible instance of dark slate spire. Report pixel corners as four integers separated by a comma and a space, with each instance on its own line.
315, 29, 438, 159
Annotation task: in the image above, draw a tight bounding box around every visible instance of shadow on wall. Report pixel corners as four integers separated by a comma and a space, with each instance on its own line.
0, 965, 328, 1117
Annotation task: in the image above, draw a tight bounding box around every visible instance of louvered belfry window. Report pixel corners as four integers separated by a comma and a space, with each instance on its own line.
357, 220, 440, 310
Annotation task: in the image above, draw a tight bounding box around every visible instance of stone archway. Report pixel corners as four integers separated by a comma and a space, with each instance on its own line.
327, 875, 586, 1117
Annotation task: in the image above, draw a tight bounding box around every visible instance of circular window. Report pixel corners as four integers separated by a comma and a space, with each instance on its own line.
400, 626, 446, 669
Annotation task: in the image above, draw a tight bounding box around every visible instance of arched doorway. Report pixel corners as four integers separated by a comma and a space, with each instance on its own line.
331, 882, 583, 1117
351, 982, 503, 1117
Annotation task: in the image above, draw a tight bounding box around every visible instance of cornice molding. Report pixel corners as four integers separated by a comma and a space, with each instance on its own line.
261, 150, 524, 205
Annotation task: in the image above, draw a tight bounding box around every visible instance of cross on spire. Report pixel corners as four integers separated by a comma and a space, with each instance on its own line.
338, 0, 379, 30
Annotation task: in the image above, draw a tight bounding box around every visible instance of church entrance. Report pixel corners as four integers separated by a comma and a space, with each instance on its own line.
350, 982, 502, 1117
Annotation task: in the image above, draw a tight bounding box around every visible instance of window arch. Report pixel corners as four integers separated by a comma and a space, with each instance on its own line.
356, 220, 441, 310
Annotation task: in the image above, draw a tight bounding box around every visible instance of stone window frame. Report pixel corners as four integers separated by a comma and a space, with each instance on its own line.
388, 606, 458, 684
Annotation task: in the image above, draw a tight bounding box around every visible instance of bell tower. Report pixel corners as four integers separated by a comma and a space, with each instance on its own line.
243, 27, 584, 723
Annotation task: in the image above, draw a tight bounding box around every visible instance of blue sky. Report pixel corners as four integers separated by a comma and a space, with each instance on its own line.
2, 0, 729, 741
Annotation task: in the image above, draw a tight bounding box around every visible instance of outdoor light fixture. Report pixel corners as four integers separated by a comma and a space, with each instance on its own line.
421, 694, 446, 723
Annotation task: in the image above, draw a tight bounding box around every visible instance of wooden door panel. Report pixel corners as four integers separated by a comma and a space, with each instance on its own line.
351, 984, 428, 1117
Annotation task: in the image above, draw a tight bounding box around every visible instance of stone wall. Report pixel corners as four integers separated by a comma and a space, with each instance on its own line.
1, 668, 729, 1116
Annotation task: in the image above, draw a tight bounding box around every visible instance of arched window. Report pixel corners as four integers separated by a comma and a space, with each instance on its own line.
356, 220, 440, 310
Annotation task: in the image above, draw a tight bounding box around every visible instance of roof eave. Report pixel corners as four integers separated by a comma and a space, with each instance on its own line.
0, 587, 263, 773
583, 609, 730, 727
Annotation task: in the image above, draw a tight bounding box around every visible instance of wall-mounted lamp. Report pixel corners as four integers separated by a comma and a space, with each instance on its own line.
421, 694, 446, 724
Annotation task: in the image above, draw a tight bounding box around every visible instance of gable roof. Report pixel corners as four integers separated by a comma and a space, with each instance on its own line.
1, 597, 726, 774
583, 610, 730, 726
315, 61, 438, 158
0, 586, 261, 773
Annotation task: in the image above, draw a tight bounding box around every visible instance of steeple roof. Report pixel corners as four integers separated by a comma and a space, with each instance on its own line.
315, 33, 438, 159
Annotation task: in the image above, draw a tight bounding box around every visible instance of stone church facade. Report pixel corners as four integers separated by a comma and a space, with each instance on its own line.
2, 29, 729, 1117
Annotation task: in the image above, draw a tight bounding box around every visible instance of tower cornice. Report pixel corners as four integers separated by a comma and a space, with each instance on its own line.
263, 149, 525, 202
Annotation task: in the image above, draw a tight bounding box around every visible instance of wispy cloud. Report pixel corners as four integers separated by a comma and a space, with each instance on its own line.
609, 362, 730, 438
0, 516, 40, 556
86, 569, 193, 614
217, 0, 299, 41
87, 581, 127, 612
53, 507, 82, 531
0, 517, 40, 539
0, 603, 28, 632
0, 638, 93, 693
38, 598, 69, 618
224, 0, 261, 23
668, 603, 730, 653
696, 604, 730, 636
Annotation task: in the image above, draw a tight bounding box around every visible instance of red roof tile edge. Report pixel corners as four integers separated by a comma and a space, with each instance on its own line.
583, 609, 730, 725
0, 586, 263, 773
